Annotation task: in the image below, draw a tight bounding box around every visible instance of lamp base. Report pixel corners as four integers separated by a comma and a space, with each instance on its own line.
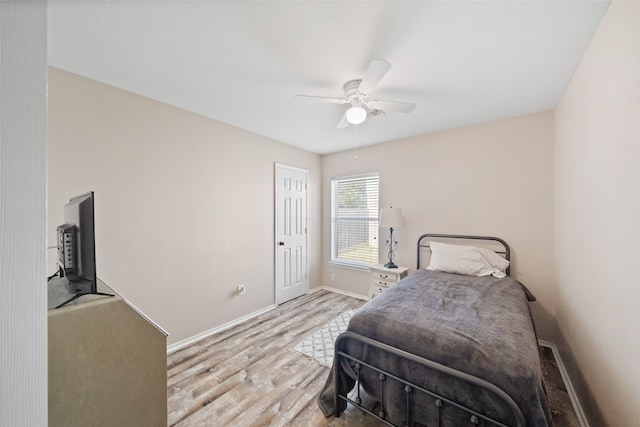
383, 261, 398, 269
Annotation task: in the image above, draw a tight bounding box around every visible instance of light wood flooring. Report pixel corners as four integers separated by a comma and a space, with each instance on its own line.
167, 290, 384, 427
167, 289, 578, 427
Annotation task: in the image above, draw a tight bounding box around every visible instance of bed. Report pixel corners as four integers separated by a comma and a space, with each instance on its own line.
318, 234, 552, 427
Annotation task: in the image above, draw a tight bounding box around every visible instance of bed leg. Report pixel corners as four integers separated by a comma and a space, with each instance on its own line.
404, 385, 412, 427
333, 352, 340, 417
378, 373, 386, 419
355, 363, 362, 405
435, 398, 443, 427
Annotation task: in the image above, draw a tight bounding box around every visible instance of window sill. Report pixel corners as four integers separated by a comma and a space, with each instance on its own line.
329, 261, 373, 272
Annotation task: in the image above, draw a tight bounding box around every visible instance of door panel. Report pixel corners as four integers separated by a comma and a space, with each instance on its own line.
275, 164, 308, 304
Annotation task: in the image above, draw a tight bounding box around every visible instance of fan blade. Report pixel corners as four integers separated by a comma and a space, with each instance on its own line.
369, 99, 416, 114
358, 59, 391, 94
295, 95, 347, 104
337, 111, 350, 128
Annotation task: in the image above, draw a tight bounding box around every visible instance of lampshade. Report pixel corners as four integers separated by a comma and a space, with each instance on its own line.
345, 106, 367, 125
379, 207, 404, 228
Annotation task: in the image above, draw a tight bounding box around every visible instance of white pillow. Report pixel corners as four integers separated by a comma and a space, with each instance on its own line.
426, 241, 509, 278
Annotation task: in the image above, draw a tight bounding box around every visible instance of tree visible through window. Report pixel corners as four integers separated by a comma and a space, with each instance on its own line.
331, 173, 379, 266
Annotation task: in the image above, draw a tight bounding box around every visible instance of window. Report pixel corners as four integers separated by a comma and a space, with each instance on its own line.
331, 173, 379, 267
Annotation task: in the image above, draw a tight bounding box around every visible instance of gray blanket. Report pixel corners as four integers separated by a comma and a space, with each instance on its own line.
318, 269, 552, 426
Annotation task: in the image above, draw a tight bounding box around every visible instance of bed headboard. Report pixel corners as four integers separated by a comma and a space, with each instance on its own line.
416, 234, 511, 275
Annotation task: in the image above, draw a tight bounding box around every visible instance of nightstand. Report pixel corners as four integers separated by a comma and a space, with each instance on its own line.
368, 264, 409, 300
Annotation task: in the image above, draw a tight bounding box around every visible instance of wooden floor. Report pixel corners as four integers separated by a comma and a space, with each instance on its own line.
167, 290, 386, 427
167, 289, 578, 427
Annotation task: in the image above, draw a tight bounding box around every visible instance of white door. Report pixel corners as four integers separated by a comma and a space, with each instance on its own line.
275, 163, 308, 304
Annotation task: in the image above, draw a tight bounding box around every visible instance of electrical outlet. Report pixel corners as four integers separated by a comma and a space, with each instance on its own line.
237, 284, 246, 296
331, 273, 336, 281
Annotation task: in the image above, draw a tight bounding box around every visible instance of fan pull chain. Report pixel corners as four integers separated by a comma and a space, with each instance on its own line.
354, 124, 358, 158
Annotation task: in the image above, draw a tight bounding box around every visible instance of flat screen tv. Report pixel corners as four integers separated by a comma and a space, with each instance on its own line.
55, 191, 112, 308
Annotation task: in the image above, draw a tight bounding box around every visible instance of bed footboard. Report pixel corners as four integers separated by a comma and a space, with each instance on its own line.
334, 332, 525, 427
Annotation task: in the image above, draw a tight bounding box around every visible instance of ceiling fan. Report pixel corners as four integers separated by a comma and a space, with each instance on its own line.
296, 59, 416, 128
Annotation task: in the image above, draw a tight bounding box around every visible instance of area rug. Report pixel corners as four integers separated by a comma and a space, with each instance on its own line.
293, 309, 354, 368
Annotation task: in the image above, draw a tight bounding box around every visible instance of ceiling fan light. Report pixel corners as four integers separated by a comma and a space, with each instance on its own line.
345, 106, 367, 125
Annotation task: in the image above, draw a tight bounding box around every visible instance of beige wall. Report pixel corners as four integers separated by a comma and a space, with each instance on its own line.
554, 1, 640, 425
321, 111, 557, 340
47, 68, 322, 346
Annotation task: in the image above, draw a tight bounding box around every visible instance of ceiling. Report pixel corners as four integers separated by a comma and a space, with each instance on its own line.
48, 1, 609, 155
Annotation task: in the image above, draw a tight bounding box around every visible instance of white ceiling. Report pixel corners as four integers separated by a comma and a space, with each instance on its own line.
48, 1, 609, 155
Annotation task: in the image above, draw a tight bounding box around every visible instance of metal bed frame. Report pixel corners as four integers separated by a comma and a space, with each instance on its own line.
332, 234, 525, 427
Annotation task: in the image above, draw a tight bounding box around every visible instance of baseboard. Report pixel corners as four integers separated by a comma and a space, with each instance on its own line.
168, 286, 365, 354
167, 304, 277, 354
310, 285, 369, 301
538, 339, 590, 427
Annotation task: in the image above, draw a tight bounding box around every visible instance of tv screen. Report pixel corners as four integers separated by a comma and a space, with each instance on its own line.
57, 191, 97, 295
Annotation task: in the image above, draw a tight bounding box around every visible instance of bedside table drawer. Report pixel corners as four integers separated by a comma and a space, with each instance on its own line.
370, 279, 395, 289
371, 285, 389, 295
372, 271, 400, 282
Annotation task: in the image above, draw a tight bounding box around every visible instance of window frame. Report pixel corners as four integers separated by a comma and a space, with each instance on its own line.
330, 172, 380, 269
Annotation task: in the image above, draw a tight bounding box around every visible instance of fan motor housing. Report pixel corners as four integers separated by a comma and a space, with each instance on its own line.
343, 79, 363, 98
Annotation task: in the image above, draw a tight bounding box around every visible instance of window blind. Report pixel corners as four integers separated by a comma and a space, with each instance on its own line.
331, 173, 379, 266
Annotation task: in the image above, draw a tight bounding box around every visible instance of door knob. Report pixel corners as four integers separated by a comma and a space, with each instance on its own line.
278, 241, 285, 246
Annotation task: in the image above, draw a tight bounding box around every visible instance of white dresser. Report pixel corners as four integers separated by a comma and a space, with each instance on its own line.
368, 264, 409, 299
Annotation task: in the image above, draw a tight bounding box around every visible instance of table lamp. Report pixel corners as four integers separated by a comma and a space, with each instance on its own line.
379, 207, 404, 268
